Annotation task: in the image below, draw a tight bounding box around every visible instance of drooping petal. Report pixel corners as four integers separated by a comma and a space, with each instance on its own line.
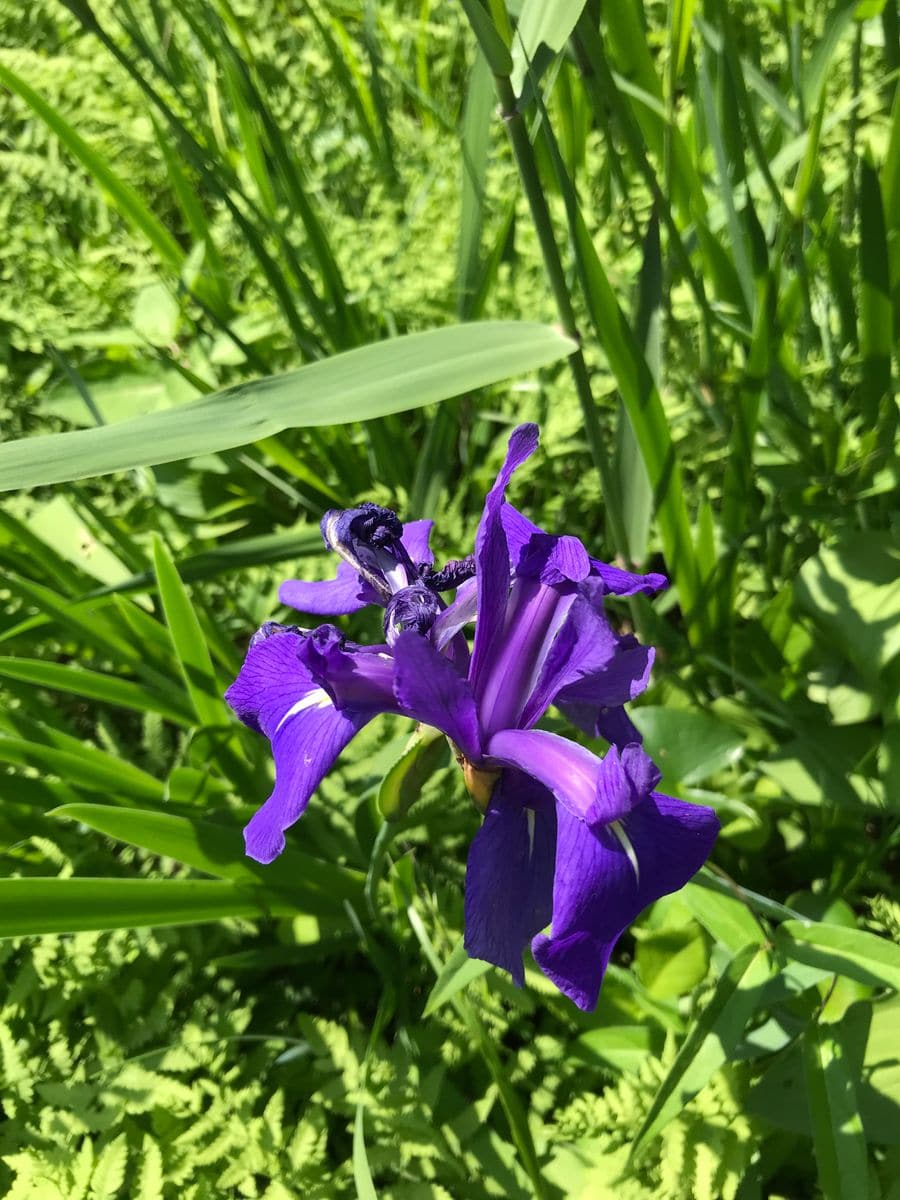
486, 729, 659, 828
243, 698, 371, 864
225, 625, 374, 863
469, 424, 539, 695
391, 631, 482, 761
532, 792, 719, 1010
225, 624, 316, 737
279, 560, 380, 616
464, 771, 555, 986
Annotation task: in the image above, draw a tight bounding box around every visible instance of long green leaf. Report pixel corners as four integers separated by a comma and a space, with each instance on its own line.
0, 657, 193, 726
0, 322, 575, 492
802, 1020, 871, 1200
0, 878, 297, 939
630, 942, 772, 1159
152, 537, 228, 728
53, 803, 364, 915
777, 921, 900, 991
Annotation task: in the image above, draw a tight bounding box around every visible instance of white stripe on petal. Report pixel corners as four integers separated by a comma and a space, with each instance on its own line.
275, 688, 332, 733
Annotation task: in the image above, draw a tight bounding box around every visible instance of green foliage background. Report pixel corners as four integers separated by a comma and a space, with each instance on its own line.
0, 0, 898, 1196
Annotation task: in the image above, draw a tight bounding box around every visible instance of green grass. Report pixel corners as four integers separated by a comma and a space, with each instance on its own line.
0, 0, 898, 1197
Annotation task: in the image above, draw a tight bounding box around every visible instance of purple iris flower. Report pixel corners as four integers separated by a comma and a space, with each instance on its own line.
225, 424, 719, 1011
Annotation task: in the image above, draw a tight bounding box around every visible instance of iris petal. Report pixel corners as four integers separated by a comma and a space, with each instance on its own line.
391, 631, 482, 762
464, 771, 555, 985
225, 626, 374, 862
532, 792, 719, 1010
469, 425, 539, 698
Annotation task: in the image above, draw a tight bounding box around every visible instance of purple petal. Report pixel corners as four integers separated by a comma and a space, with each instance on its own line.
519, 595, 619, 729
556, 638, 657, 720
431, 577, 478, 650
476, 577, 576, 737
243, 699, 370, 863
517, 533, 591, 585
401, 518, 435, 568
225, 626, 371, 863
533, 792, 719, 1010
279, 560, 380, 616
464, 771, 555, 985
588, 560, 668, 597
559, 701, 644, 749
500, 503, 543, 564
225, 625, 315, 736
469, 424, 539, 695
487, 729, 659, 828
391, 631, 481, 761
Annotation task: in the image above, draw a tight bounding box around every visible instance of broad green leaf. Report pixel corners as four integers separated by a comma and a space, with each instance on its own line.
0, 878, 299, 938
52, 804, 364, 916
0, 323, 575, 492
777, 922, 900, 991
423, 939, 491, 1016
795, 533, 900, 694
575, 1025, 664, 1074
747, 1000, 900, 1146
803, 1019, 872, 1200
631, 706, 743, 786
630, 942, 772, 1159
152, 536, 228, 728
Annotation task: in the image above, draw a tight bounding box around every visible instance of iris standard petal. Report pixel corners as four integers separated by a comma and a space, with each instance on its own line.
519, 595, 619, 730
279, 559, 380, 616
469, 424, 539, 697
391, 630, 482, 762
487, 729, 659, 828
532, 792, 719, 1010
464, 771, 555, 986
502, 503, 666, 597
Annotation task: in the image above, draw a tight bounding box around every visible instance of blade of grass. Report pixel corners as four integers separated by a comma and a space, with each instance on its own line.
152, 536, 229, 729
0, 659, 194, 726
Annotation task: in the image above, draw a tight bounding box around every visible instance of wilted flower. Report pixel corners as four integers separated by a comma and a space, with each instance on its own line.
226, 424, 718, 1010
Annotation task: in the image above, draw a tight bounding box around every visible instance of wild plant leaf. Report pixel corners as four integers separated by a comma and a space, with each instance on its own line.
0, 323, 575, 492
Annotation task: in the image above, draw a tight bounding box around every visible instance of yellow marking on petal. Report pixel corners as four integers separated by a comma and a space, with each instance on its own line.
610, 819, 640, 885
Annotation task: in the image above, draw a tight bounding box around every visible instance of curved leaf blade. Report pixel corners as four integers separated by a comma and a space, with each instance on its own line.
0, 322, 575, 492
